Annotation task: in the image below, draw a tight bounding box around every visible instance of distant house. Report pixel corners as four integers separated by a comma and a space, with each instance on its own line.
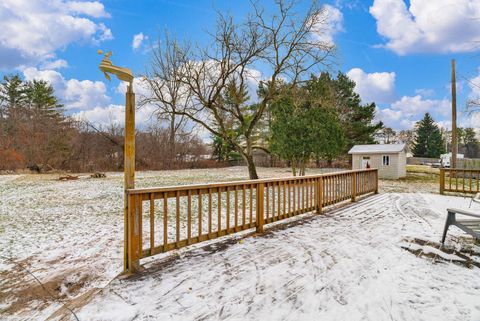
348, 144, 407, 179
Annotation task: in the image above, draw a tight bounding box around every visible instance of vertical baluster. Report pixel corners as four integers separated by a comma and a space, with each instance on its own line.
187, 190, 192, 244
218, 187, 222, 234
234, 186, 239, 231
163, 192, 168, 248
475, 171, 480, 192
242, 184, 246, 227
272, 181, 276, 220
283, 181, 287, 217
292, 180, 295, 214
198, 189, 202, 238
266, 183, 270, 221
249, 184, 253, 225
469, 171, 472, 192
226, 186, 230, 233
149, 193, 154, 256
286, 180, 290, 215
136, 195, 143, 258
277, 181, 281, 219
208, 188, 212, 239
176, 191, 180, 248
449, 170, 452, 191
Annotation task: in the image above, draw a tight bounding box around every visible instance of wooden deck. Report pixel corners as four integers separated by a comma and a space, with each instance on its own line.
74, 193, 480, 321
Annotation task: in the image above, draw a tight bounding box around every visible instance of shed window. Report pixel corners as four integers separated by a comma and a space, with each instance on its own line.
382, 155, 390, 166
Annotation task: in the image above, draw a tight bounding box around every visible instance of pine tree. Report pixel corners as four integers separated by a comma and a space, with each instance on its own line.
412, 113, 446, 158
333, 72, 383, 151
269, 78, 344, 175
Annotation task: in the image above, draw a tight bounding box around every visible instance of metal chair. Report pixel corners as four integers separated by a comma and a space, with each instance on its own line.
442, 208, 480, 243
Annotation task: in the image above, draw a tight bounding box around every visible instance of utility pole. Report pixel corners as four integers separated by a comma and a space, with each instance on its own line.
451, 59, 457, 169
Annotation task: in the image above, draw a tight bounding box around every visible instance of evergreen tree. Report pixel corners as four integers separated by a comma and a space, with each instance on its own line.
332, 72, 383, 151
270, 79, 344, 175
412, 113, 446, 158
464, 128, 479, 158
25, 79, 64, 119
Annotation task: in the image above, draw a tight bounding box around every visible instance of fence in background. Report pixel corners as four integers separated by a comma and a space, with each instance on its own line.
124, 168, 378, 272
440, 168, 480, 195
407, 157, 440, 165
457, 158, 480, 169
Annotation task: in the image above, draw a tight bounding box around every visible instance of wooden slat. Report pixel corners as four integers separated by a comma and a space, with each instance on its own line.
176, 190, 180, 248
198, 189, 202, 237
136, 195, 143, 259
226, 186, 230, 233
293, 180, 296, 215
272, 181, 276, 219
234, 186, 239, 230
163, 193, 168, 246
287, 180, 291, 214
149, 193, 154, 255
208, 188, 212, 238
218, 187, 222, 233
187, 189, 192, 243
249, 184, 253, 224
242, 185, 246, 227
265, 183, 270, 220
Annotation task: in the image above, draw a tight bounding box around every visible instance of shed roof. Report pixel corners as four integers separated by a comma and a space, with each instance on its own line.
348, 143, 406, 154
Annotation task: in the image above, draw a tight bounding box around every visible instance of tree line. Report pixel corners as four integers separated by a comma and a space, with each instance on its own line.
0, 75, 210, 172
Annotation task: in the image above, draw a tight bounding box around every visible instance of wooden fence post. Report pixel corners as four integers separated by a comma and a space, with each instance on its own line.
126, 194, 141, 273
374, 170, 379, 194
440, 168, 445, 195
256, 183, 265, 233
352, 172, 357, 202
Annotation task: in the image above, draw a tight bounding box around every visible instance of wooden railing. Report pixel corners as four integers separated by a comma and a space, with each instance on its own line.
440, 168, 480, 195
124, 168, 378, 272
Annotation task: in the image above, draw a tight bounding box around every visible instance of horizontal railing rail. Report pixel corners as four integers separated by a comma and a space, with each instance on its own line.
124, 168, 378, 272
440, 168, 480, 195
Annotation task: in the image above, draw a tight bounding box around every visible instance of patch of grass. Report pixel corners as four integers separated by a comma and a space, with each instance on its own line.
406, 165, 439, 175
401, 172, 439, 184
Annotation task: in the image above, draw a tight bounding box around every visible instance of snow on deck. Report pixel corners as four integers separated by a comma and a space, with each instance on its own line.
74, 193, 480, 321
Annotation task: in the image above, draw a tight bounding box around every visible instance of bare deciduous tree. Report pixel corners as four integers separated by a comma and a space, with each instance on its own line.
141, 33, 192, 169
144, 0, 335, 179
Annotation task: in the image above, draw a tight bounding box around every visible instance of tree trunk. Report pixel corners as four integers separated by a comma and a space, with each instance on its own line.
168, 115, 176, 169
291, 161, 297, 176
300, 160, 306, 176
244, 154, 259, 179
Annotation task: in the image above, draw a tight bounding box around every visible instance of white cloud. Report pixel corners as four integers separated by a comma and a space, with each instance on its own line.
414, 88, 435, 97
0, 0, 112, 69
23, 67, 110, 111
377, 94, 451, 130
468, 70, 480, 99
132, 32, 148, 50
346, 68, 396, 104
41, 59, 69, 70
312, 5, 344, 45
73, 103, 158, 128
66, 1, 110, 18
370, 0, 480, 55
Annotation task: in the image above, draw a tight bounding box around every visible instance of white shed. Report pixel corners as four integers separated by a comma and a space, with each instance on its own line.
348, 144, 407, 179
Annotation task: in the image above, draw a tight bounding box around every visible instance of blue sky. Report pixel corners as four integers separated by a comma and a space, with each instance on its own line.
1, 0, 479, 131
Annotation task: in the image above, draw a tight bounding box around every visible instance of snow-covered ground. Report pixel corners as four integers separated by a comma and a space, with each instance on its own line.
1, 168, 479, 320
0, 167, 329, 320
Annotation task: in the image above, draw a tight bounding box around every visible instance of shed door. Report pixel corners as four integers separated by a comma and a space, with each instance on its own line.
361, 156, 370, 169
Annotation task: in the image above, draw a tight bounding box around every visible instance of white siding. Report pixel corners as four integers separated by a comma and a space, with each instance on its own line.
352, 151, 406, 179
